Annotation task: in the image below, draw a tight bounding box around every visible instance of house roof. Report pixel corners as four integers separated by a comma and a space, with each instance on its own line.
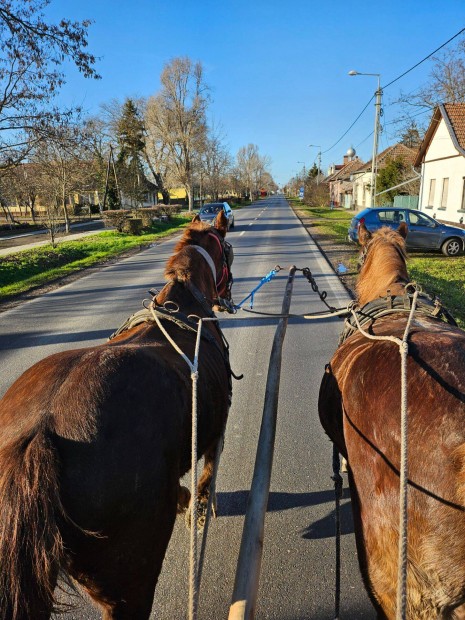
357, 143, 417, 173
414, 103, 465, 166
325, 157, 364, 182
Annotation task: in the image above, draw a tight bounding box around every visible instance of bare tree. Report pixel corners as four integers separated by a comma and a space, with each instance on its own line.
197, 127, 231, 201
393, 37, 465, 136
1, 163, 42, 222
30, 116, 92, 233
236, 144, 272, 200
0, 0, 99, 169
145, 57, 209, 211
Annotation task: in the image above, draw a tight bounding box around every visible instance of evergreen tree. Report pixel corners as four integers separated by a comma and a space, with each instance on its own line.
116, 99, 146, 207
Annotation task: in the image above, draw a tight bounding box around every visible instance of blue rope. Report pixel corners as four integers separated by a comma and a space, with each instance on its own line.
234, 266, 281, 309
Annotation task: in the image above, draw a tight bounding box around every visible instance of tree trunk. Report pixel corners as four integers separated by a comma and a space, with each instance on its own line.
187, 184, 194, 212
62, 189, 70, 233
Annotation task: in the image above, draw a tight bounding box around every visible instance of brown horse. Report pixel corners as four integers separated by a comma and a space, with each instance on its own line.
319, 222, 465, 619
0, 211, 235, 619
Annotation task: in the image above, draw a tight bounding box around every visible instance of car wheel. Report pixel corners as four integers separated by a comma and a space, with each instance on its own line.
442, 238, 462, 256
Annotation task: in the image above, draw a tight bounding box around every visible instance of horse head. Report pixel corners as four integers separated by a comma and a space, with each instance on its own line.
165, 209, 235, 313
356, 221, 409, 305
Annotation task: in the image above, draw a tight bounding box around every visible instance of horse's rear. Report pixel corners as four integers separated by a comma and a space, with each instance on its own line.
0, 212, 234, 619
319, 223, 465, 619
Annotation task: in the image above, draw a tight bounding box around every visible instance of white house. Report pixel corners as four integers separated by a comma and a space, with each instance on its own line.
415, 103, 465, 224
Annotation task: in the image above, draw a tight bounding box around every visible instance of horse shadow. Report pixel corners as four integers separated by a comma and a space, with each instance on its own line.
217, 487, 354, 538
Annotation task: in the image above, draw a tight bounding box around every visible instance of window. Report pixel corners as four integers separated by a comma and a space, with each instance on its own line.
409, 211, 436, 227
441, 178, 449, 208
428, 179, 436, 206
378, 210, 401, 223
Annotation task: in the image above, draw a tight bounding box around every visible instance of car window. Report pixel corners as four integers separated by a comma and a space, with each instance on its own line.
408, 211, 436, 227
377, 210, 404, 223
200, 204, 222, 214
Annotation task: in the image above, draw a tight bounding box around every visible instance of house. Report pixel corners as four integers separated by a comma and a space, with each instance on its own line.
326, 149, 364, 209
415, 103, 465, 224
352, 143, 418, 209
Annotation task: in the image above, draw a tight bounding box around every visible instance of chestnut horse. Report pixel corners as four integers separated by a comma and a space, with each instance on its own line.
0, 211, 234, 619
319, 222, 465, 619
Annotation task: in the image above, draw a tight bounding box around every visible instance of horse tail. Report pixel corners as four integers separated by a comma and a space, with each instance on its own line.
0, 430, 63, 619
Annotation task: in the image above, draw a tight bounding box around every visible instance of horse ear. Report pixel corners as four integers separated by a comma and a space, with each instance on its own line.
358, 222, 372, 246
191, 214, 200, 223
214, 210, 228, 237
398, 221, 408, 239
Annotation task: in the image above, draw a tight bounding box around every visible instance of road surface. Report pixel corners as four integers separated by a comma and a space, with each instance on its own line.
0, 196, 375, 619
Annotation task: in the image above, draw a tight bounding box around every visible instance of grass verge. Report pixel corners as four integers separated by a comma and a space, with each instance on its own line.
289, 199, 465, 328
0, 215, 190, 300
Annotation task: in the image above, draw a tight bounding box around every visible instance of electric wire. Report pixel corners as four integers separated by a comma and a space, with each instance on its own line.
382, 26, 465, 90
320, 27, 465, 160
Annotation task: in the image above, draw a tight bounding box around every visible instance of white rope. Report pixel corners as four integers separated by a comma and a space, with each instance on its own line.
349, 289, 419, 620
150, 303, 220, 620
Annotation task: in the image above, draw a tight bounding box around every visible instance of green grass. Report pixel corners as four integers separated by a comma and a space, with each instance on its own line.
289, 199, 465, 328
409, 254, 465, 327
0, 216, 190, 299
290, 200, 354, 244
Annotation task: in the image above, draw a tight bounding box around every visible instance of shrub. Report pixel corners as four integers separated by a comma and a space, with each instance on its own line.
102, 210, 131, 232
122, 219, 143, 235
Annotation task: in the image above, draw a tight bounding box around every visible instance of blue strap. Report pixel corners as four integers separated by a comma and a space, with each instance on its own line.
234, 267, 280, 309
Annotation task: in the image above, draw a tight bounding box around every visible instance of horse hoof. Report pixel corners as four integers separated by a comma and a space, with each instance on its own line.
184, 497, 213, 531
177, 485, 191, 514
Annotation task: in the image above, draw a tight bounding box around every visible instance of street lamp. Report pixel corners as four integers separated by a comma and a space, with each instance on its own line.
309, 145, 322, 184
348, 70, 382, 207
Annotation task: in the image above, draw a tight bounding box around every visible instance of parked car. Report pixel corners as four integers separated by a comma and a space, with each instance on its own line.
348, 207, 465, 256
198, 202, 234, 230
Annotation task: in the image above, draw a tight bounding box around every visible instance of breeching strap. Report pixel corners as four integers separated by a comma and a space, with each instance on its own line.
149, 305, 220, 620
349, 288, 419, 620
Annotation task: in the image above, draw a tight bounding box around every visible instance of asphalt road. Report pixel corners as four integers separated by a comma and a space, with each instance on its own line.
0, 196, 375, 619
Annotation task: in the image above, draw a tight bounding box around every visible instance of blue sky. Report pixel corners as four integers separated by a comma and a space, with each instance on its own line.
45, 1, 465, 185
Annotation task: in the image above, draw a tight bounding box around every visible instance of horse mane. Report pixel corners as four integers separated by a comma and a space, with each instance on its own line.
356, 226, 409, 305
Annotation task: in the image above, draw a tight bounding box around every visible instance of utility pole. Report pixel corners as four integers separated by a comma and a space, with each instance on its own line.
371, 76, 382, 207
348, 71, 382, 207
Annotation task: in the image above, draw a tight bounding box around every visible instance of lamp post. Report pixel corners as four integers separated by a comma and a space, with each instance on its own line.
297, 161, 306, 177
309, 145, 322, 185
348, 70, 382, 207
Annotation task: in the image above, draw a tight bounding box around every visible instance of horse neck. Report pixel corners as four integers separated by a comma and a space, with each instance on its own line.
356, 246, 409, 306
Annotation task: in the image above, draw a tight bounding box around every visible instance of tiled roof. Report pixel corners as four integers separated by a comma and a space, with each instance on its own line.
414, 103, 465, 166
357, 143, 417, 173
443, 103, 465, 151
326, 157, 364, 181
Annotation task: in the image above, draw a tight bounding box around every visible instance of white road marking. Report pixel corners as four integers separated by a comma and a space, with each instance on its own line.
239, 231, 245, 236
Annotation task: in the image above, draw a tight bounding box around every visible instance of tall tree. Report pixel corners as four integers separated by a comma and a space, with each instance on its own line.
0, 0, 99, 169
145, 57, 209, 211
115, 99, 146, 207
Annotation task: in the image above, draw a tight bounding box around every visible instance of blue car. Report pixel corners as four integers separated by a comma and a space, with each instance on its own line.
348, 207, 465, 256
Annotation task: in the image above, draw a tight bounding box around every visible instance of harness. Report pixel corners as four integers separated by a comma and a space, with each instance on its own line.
339, 286, 457, 346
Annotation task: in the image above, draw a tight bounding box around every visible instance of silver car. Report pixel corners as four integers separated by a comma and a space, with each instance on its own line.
198, 202, 234, 230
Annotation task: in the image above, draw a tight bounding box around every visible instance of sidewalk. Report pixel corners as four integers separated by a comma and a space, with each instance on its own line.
0, 222, 105, 257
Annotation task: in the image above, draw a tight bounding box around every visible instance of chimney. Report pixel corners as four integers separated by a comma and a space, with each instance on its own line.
343, 155, 349, 165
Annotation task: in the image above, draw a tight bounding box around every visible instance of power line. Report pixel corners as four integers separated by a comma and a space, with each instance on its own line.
382, 26, 465, 90
320, 28, 465, 159
322, 95, 374, 154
